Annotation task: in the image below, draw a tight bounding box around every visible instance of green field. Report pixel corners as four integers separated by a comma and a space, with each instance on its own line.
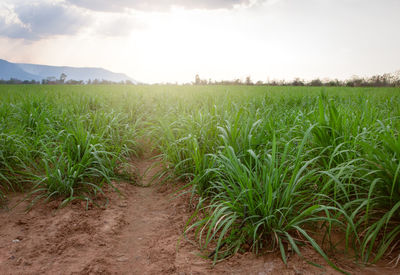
1, 85, 399, 270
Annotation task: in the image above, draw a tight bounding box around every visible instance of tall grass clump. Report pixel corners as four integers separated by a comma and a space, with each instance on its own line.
188, 126, 351, 272
346, 117, 400, 263
150, 86, 400, 268
0, 86, 141, 205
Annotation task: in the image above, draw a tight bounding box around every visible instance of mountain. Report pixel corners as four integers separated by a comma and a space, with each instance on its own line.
0, 59, 137, 83
0, 59, 42, 81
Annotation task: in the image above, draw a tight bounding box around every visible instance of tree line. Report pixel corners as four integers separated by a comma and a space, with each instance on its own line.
194, 72, 400, 87
1, 71, 400, 87
0, 73, 135, 85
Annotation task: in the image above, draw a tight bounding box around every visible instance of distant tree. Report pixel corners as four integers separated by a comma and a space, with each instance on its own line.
9, 78, 22, 84
245, 76, 253, 85
310, 79, 323, 86
347, 75, 364, 87
66, 79, 84, 85
46, 76, 57, 84
353, 77, 364, 87
393, 71, 400, 87
326, 79, 340, 86
60, 73, 67, 84
200, 79, 208, 85
234, 78, 242, 85
270, 80, 278, 86
292, 78, 304, 86
195, 74, 201, 85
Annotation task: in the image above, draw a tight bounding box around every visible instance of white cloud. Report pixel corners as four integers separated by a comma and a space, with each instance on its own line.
0, 0, 148, 40
66, 0, 252, 12
0, 1, 90, 40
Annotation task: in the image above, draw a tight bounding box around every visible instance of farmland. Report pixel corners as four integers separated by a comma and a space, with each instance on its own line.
0, 84, 400, 273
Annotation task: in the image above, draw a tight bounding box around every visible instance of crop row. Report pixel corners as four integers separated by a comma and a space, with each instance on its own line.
0, 85, 399, 271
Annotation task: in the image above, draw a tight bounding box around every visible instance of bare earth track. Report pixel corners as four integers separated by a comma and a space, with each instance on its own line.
0, 153, 399, 274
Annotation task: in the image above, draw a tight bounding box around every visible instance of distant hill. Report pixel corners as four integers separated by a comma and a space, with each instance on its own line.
0, 59, 42, 81
0, 59, 137, 83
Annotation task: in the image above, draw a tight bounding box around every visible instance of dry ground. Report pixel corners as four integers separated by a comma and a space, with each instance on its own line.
0, 153, 399, 274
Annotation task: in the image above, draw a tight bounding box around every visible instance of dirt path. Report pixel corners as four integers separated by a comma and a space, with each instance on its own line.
0, 155, 399, 274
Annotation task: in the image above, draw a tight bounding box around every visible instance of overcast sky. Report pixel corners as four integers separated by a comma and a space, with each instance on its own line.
0, 0, 399, 83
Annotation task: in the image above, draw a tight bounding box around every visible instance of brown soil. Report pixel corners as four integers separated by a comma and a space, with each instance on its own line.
0, 153, 399, 275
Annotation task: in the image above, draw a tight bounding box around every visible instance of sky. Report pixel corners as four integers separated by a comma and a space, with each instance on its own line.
0, 0, 399, 83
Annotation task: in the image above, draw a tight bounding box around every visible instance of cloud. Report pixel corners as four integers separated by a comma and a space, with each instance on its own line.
66, 0, 252, 12
94, 15, 146, 37
0, 0, 255, 40
0, 1, 89, 40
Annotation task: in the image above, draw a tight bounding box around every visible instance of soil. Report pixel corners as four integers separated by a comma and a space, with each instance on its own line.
0, 153, 399, 275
